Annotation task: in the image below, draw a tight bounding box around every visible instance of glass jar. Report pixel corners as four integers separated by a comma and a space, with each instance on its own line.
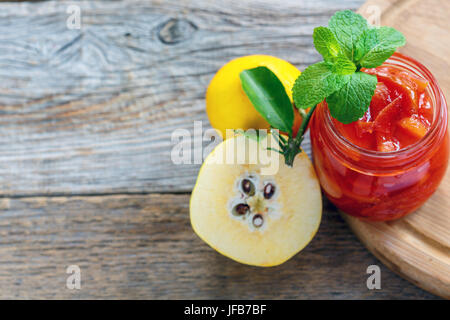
310, 52, 449, 221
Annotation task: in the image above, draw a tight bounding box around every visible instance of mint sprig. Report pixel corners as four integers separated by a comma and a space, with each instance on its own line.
238, 10, 406, 166
328, 10, 368, 61
293, 10, 406, 124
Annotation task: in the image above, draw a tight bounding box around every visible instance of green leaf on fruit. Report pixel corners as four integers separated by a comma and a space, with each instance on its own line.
240, 67, 294, 134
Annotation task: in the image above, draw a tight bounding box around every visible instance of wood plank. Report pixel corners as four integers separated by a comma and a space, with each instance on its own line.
0, 0, 365, 196
0, 193, 437, 299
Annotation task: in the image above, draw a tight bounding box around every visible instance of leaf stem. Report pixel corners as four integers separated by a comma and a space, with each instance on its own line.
295, 104, 317, 141
283, 104, 317, 167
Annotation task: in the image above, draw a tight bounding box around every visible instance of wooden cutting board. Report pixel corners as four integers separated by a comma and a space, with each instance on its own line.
343, 0, 450, 299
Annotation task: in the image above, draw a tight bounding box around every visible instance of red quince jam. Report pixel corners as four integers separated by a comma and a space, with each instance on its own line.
309, 53, 449, 221
332, 66, 432, 152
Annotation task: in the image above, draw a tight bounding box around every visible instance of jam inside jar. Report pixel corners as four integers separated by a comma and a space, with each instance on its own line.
309, 52, 449, 221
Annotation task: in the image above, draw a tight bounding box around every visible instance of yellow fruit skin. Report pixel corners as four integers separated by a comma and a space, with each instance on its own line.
190, 135, 322, 267
206, 55, 301, 138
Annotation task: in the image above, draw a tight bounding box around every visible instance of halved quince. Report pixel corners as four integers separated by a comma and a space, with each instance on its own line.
190, 134, 322, 267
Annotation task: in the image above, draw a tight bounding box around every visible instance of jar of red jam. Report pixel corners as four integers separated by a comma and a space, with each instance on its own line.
310, 52, 449, 221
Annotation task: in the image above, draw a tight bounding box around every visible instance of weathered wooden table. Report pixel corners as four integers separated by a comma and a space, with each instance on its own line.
0, 0, 438, 299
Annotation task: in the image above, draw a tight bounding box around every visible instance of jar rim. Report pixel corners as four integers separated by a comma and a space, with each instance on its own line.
324, 52, 448, 159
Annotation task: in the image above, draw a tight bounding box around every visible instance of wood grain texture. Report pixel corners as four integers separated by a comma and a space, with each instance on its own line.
0, 0, 363, 196
344, 0, 450, 299
0, 194, 437, 299
0, 0, 439, 299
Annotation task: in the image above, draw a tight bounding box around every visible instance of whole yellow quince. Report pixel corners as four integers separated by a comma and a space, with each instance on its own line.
206, 55, 301, 138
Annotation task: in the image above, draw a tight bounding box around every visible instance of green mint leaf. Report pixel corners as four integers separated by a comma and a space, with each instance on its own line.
313, 26, 356, 74
292, 62, 349, 109
326, 71, 377, 124
313, 26, 341, 62
331, 55, 356, 75
240, 66, 294, 134
328, 10, 368, 61
354, 27, 406, 68
293, 9, 406, 128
